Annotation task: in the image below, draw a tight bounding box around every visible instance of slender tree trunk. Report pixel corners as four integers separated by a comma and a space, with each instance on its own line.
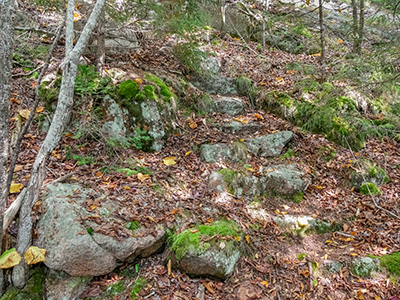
318, 0, 326, 81
96, 10, 105, 74
12, 0, 106, 288
220, 2, 227, 37
358, 0, 364, 55
0, 0, 14, 295
352, 0, 359, 53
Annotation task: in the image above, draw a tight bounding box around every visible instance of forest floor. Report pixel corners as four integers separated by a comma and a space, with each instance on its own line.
7, 30, 400, 300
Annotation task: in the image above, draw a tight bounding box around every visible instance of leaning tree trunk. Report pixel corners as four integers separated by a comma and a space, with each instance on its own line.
12, 0, 106, 288
0, 0, 14, 295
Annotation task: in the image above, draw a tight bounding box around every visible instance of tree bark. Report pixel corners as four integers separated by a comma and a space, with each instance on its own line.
352, 0, 360, 53
318, 0, 326, 81
0, 0, 14, 295
358, 0, 364, 55
12, 0, 106, 288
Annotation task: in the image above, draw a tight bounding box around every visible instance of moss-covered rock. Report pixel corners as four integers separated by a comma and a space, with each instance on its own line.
360, 182, 381, 195
144, 74, 177, 101
350, 159, 389, 191
168, 220, 242, 279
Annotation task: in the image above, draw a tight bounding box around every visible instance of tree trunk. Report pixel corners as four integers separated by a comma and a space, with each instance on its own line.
0, 0, 14, 295
96, 10, 106, 74
318, 0, 326, 82
12, 0, 106, 288
352, 0, 359, 53
358, 0, 364, 55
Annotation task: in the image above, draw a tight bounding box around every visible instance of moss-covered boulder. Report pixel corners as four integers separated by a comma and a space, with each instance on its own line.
168, 220, 242, 279
350, 159, 389, 191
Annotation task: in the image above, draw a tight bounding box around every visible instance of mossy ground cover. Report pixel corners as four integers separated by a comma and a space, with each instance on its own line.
370, 252, 400, 276
169, 220, 242, 260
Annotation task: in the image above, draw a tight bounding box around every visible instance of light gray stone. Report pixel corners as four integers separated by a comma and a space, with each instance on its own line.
220, 121, 263, 134
200, 143, 234, 163
172, 247, 241, 279
45, 270, 91, 300
141, 100, 166, 151
213, 97, 244, 115
245, 131, 293, 157
261, 164, 310, 196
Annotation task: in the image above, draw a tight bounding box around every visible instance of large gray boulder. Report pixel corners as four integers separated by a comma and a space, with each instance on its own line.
37, 183, 165, 277
245, 131, 293, 157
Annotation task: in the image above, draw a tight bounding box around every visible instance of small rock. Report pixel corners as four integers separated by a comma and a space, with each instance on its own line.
237, 281, 260, 300
220, 121, 263, 134
245, 131, 293, 157
45, 270, 91, 300
213, 97, 244, 115
200, 143, 234, 163
208, 171, 228, 192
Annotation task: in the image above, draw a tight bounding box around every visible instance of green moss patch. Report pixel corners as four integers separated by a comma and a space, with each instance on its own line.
217, 168, 237, 185
360, 182, 381, 195
144, 74, 176, 101
169, 220, 242, 260
119, 80, 139, 99
370, 252, 400, 276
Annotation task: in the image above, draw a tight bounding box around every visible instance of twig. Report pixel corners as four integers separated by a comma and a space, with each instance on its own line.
308, 261, 313, 291
6, 19, 65, 193
12, 63, 44, 78
345, 138, 400, 220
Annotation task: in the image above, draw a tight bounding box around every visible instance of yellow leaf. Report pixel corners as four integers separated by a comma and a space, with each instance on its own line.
311, 53, 321, 57
375, 296, 381, 300
306, 0, 310, 4
147, 216, 156, 222
14, 165, 23, 172
245, 235, 250, 244
134, 78, 143, 84
336, 39, 343, 44
0, 248, 22, 269
24, 246, 46, 265
137, 173, 150, 182
185, 151, 192, 156
19, 109, 31, 119
90, 205, 98, 210
35, 107, 44, 113
51, 150, 61, 159
73, 11, 82, 21
350, 253, 358, 256
236, 236, 241, 242
124, 186, 130, 190
326, 240, 332, 244
261, 280, 268, 287
163, 157, 176, 166
254, 113, 263, 120
297, 217, 308, 227
10, 183, 23, 194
